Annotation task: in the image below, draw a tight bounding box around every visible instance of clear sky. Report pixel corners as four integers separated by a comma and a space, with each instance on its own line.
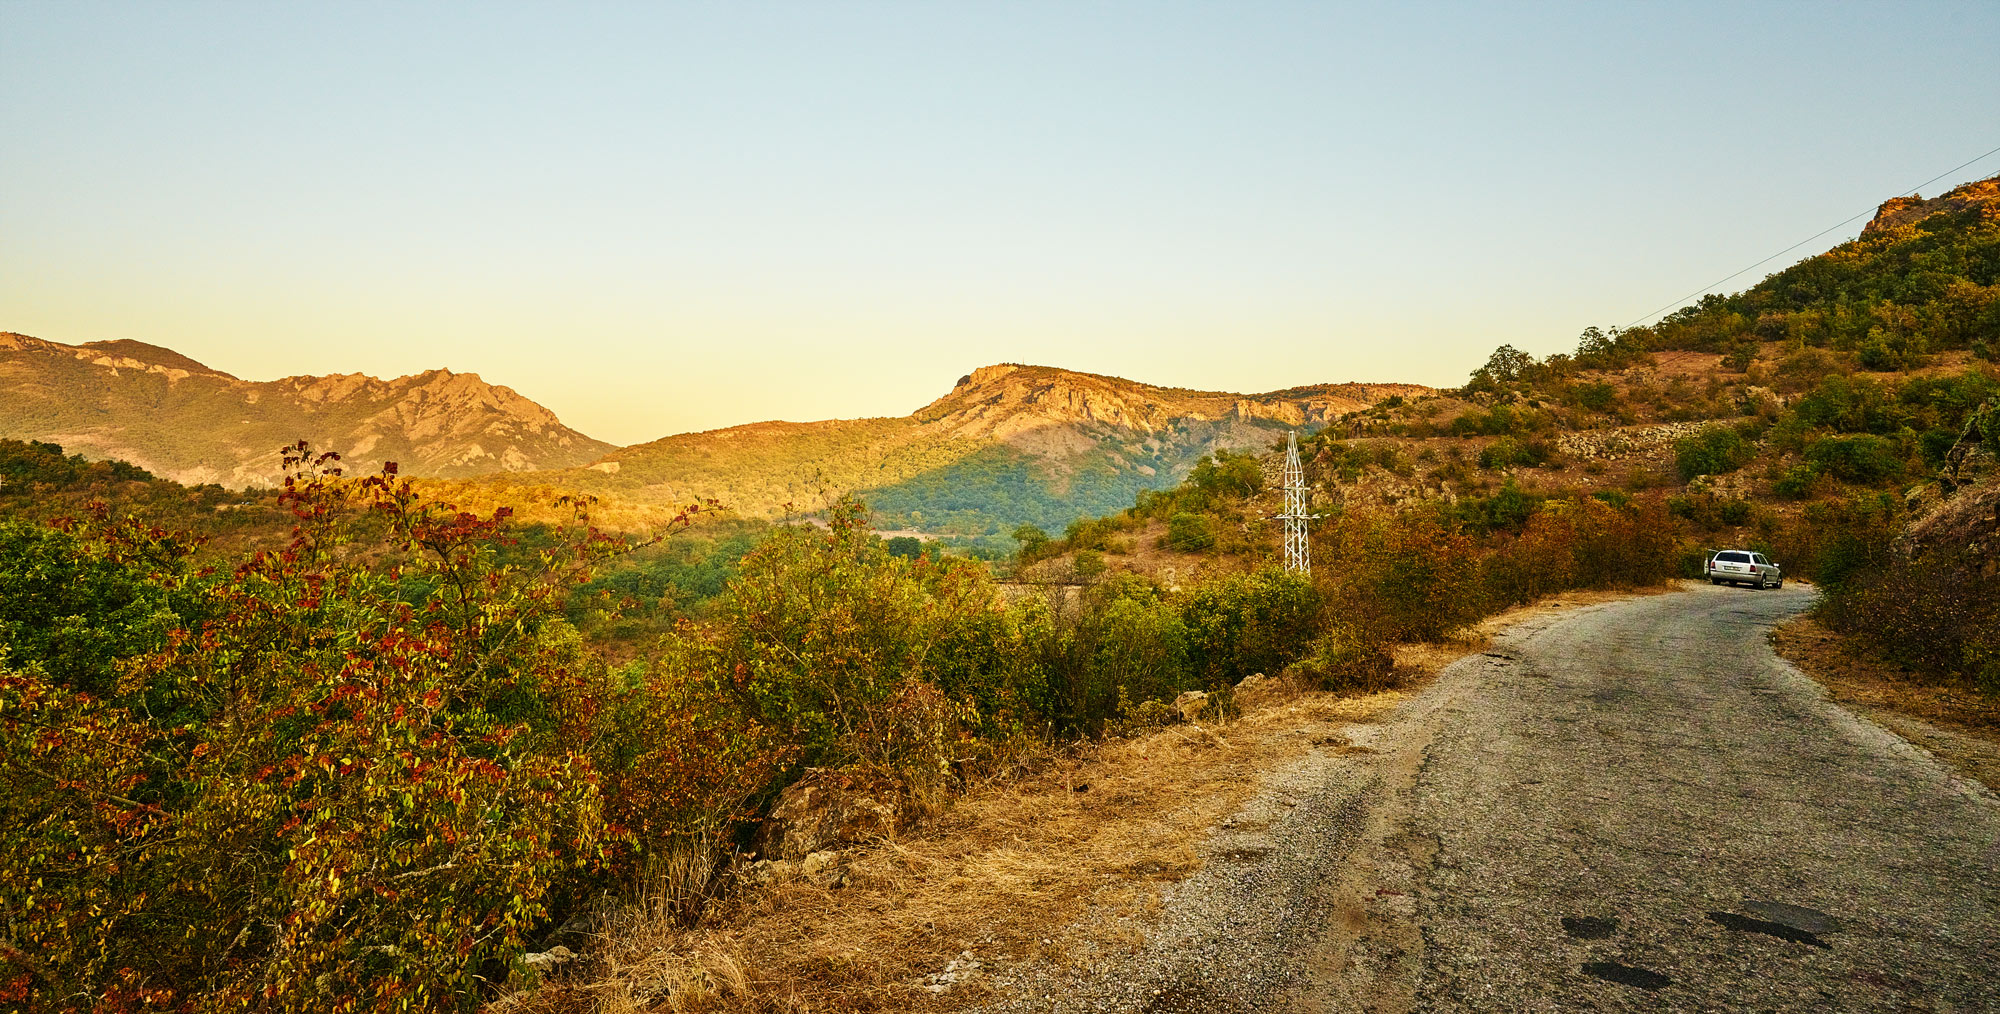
4, 2, 1997, 445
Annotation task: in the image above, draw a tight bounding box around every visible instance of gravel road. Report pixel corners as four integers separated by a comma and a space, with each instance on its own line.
976, 584, 2000, 1012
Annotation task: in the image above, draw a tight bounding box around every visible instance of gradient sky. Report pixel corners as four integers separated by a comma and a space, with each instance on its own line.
4, 2, 1997, 445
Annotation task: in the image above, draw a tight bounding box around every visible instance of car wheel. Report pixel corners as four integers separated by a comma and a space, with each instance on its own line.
1709, 577, 1721, 585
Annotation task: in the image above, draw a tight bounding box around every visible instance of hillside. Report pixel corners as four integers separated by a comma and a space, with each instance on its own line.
476, 364, 1425, 538
1015, 176, 2000, 594
0, 332, 613, 487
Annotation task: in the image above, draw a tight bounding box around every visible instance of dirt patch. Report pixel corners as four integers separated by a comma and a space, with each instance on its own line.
1772, 616, 2000, 791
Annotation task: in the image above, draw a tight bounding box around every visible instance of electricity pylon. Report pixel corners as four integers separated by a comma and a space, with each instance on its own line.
1278, 430, 1321, 574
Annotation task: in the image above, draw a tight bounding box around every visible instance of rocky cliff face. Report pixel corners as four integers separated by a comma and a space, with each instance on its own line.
1863, 176, 2000, 235
0, 332, 612, 487
916, 364, 1426, 442
563, 363, 1429, 534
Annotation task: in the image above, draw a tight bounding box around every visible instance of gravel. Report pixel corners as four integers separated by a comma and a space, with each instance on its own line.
970, 584, 2000, 1012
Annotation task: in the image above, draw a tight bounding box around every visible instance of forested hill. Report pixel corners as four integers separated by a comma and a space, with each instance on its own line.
1636, 175, 2000, 364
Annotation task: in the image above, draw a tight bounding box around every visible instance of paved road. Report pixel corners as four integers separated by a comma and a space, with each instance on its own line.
981, 584, 2000, 1013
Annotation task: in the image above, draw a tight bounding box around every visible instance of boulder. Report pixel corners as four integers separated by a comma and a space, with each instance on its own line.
1234, 672, 1275, 706
521, 945, 575, 970
757, 769, 911, 862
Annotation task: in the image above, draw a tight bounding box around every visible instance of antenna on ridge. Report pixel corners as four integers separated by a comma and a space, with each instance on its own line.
1278, 430, 1322, 574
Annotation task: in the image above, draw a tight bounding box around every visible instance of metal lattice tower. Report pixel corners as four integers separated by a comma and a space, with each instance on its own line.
1279, 430, 1318, 574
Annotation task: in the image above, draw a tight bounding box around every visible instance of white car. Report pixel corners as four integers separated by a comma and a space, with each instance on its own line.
1706, 549, 1782, 589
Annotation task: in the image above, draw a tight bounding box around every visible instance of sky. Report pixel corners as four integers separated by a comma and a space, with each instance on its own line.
4, 2, 1998, 446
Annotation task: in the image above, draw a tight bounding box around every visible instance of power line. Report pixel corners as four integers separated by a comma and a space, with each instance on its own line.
1625, 143, 2000, 328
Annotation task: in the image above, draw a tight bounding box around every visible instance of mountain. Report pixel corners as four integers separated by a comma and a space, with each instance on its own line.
479, 364, 1425, 537
0, 332, 613, 487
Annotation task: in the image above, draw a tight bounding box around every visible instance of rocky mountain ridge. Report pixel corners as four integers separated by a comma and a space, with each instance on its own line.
513, 363, 1428, 536
0, 332, 612, 487
1863, 175, 2000, 236
918, 363, 1424, 440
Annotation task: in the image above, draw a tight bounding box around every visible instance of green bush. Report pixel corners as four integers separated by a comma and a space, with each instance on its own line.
1805, 434, 1903, 483
0, 519, 183, 697
1165, 512, 1216, 551
1773, 463, 1821, 499
1180, 569, 1320, 689
1285, 623, 1396, 691
1573, 381, 1617, 412
1674, 426, 1754, 480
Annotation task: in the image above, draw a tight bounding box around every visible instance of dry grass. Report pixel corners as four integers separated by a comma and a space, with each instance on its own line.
514, 683, 1409, 1013
1772, 616, 2000, 790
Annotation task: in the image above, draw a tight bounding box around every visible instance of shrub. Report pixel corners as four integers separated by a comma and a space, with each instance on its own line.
1804, 434, 1903, 483
1073, 547, 1106, 578
1674, 426, 1754, 480
0, 517, 183, 697
1773, 463, 1821, 499
1819, 543, 2000, 694
1180, 569, 1320, 690
1189, 452, 1263, 499
1573, 381, 1617, 412
1723, 342, 1756, 372
1285, 623, 1396, 691
0, 446, 658, 1011
1165, 512, 1216, 551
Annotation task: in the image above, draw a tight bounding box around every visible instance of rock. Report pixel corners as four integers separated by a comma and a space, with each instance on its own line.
740, 858, 798, 886
758, 769, 912, 862
800, 850, 847, 888
923, 950, 986, 993
1234, 672, 1273, 704
1174, 690, 1209, 721
521, 945, 575, 970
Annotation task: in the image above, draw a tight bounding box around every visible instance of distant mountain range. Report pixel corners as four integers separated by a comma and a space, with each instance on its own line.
485, 363, 1427, 536
0, 334, 1422, 536
0, 333, 612, 486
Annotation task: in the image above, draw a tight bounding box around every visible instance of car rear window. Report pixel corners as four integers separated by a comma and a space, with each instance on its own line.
1716, 552, 1750, 563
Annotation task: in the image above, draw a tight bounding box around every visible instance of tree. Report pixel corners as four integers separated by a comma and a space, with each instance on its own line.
1012, 524, 1049, 557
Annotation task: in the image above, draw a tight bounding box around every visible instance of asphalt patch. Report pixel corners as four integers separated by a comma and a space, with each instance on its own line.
1561, 915, 1620, 940
1739, 899, 1841, 935
1707, 911, 1832, 949
1582, 961, 1672, 991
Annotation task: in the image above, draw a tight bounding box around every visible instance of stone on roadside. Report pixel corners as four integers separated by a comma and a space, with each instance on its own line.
757, 769, 911, 861
800, 849, 847, 888
1175, 690, 1209, 721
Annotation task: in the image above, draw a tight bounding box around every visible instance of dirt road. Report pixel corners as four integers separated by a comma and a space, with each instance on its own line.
980, 584, 2000, 1012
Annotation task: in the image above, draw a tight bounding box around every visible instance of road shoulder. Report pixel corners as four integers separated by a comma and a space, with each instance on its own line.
1770, 615, 2000, 791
